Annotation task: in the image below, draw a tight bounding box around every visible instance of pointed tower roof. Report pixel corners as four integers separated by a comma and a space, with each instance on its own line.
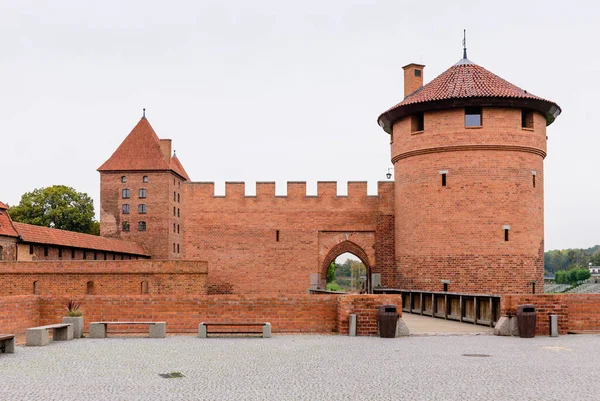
0, 201, 19, 238
377, 58, 561, 134
98, 117, 190, 180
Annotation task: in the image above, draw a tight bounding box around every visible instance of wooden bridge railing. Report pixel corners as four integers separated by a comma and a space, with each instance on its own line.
373, 288, 501, 327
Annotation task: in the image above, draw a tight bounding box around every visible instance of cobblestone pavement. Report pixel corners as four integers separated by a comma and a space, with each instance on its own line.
1, 334, 599, 400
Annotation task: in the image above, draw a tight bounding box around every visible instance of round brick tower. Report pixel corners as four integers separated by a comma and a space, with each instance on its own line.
377, 56, 560, 295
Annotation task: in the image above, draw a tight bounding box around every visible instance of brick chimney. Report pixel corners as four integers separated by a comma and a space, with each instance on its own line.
159, 139, 172, 162
402, 63, 425, 97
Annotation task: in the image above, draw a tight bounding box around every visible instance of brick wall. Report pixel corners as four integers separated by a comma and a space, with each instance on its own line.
0, 296, 39, 333
501, 294, 600, 335
100, 171, 184, 259
0, 236, 17, 261
337, 294, 402, 336
0, 260, 207, 296
183, 181, 395, 295
391, 108, 547, 294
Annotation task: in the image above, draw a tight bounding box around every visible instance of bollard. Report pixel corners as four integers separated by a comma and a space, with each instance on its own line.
349, 314, 357, 337
549, 314, 558, 337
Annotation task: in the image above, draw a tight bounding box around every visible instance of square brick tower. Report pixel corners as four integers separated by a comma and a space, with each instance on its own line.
98, 115, 190, 259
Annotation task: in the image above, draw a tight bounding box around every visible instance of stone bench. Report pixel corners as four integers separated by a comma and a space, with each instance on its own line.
198, 322, 271, 338
26, 324, 73, 346
0, 334, 15, 353
89, 322, 166, 338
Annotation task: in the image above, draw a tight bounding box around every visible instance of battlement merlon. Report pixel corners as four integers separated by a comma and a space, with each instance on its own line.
184, 181, 394, 199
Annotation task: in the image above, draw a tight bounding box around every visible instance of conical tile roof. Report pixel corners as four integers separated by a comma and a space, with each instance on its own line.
377, 58, 561, 133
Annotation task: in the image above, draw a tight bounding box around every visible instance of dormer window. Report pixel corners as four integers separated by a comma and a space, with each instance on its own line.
465, 107, 482, 127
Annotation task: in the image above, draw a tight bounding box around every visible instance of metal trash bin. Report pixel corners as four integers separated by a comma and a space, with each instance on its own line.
517, 304, 536, 338
378, 304, 399, 338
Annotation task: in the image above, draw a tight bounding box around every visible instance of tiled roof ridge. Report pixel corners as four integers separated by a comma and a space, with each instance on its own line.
12, 222, 149, 256
0, 201, 19, 238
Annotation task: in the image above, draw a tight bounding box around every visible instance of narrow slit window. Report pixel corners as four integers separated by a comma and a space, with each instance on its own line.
177, 244, 180, 253
86, 281, 94, 295
503, 226, 510, 242
30, 244, 34, 254
173, 223, 176, 233
276, 230, 280, 242
465, 107, 482, 127
173, 243, 176, 253
94, 252, 97, 260
44, 247, 48, 257
442, 173, 447, 187
532, 171, 537, 188
58, 248, 62, 258
83, 251, 87, 260
71, 249, 75, 259
522, 110, 534, 129
177, 224, 180, 234
33, 281, 39, 295
411, 113, 424, 132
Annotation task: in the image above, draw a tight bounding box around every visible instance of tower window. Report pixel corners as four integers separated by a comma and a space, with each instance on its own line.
138, 204, 147, 214
30, 244, 34, 255
58, 248, 62, 258
414, 69, 422, 77
122, 189, 130, 199
44, 247, 49, 257
122, 204, 130, 214
276, 230, 280, 242
465, 107, 482, 127
94, 251, 97, 260
174, 191, 176, 201
143, 176, 149, 183
121, 176, 127, 183
503, 225, 510, 242
177, 224, 180, 234
122, 221, 130, 231
139, 188, 147, 198
173, 207, 176, 216
71, 249, 75, 259
532, 171, 537, 188
177, 193, 180, 203
138, 221, 147, 231
177, 208, 180, 218
411, 113, 424, 133
173, 223, 176, 233
177, 244, 180, 253
522, 110, 534, 129
83, 251, 87, 260
439, 170, 448, 187
173, 243, 176, 253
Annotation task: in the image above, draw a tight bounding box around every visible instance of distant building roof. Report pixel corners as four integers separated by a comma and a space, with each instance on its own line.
98, 117, 190, 180
378, 58, 561, 134
0, 202, 19, 238
12, 222, 149, 256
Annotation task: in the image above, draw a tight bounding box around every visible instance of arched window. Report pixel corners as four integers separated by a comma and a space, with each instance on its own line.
141, 281, 149, 294
86, 281, 94, 295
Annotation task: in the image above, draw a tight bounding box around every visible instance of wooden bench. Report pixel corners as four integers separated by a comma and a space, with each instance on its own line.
198, 322, 271, 338
89, 322, 166, 338
0, 334, 15, 353
26, 324, 73, 346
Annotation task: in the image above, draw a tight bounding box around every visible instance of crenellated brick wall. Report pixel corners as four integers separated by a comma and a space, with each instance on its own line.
501, 294, 600, 335
182, 181, 395, 295
0, 260, 207, 296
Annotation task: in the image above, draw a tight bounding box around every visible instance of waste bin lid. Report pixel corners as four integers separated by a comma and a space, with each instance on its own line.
379, 304, 397, 313
517, 304, 535, 313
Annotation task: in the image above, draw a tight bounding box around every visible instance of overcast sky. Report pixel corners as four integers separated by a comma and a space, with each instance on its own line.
0, 0, 598, 251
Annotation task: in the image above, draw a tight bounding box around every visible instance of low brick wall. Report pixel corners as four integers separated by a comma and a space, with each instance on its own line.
338, 295, 403, 336
501, 294, 600, 335
0, 296, 39, 334
0, 260, 207, 296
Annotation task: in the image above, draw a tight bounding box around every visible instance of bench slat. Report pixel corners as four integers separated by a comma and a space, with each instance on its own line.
90, 322, 163, 325
201, 323, 268, 326
29, 324, 71, 330
0, 334, 15, 340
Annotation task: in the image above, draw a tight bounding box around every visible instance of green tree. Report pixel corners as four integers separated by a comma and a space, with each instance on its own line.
326, 261, 336, 284
575, 268, 591, 282
9, 185, 99, 235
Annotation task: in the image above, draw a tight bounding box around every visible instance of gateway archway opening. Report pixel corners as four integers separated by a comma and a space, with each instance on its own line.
321, 240, 372, 293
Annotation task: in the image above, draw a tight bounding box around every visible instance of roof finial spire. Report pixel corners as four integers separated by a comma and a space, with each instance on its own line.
173, 150, 176, 157
142, 108, 146, 118
462, 29, 467, 59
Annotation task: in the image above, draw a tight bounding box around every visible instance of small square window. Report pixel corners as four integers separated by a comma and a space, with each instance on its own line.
139, 188, 147, 198
122, 189, 130, 199
522, 110, 534, 129
414, 69, 422, 77
143, 176, 149, 183
122, 221, 130, 231
138, 221, 146, 231
121, 176, 127, 183
138, 204, 147, 214
411, 113, 424, 132
465, 107, 482, 127
122, 204, 130, 214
